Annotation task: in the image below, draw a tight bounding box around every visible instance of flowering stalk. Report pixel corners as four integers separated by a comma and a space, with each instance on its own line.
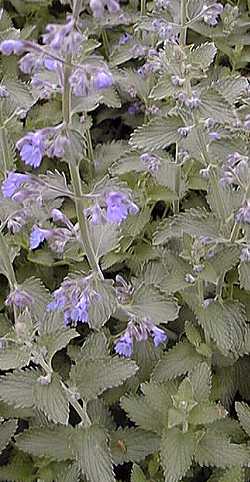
63, 61, 103, 278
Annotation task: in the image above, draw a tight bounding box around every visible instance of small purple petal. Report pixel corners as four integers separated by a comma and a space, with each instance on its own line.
0, 39, 24, 56
30, 226, 51, 249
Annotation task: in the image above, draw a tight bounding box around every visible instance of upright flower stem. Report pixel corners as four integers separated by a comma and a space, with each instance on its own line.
63, 62, 103, 279
180, 0, 187, 47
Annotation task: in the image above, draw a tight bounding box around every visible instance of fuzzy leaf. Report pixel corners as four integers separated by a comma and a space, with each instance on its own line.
111, 428, 160, 464
89, 222, 120, 260
0, 419, 17, 454
33, 373, 69, 425
189, 402, 227, 426
235, 402, 250, 437
121, 394, 163, 434
130, 116, 183, 151
71, 356, 138, 401
127, 284, 179, 324
189, 42, 217, 70
131, 464, 147, 482
0, 345, 31, 370
80, 332, 110, 360
161, 428, 196, 482
21, 277, 51, 321
195, 430, 250, 468
199, 89, 236, 123
0, 369, 39, 409
195, 301, 247, 355
16, 426, 74, 460
189, 362, 212, 402
238, 262, 250, 291
152, 341, 204, 382
73, 425, 115, 482
88, 278, 117, 329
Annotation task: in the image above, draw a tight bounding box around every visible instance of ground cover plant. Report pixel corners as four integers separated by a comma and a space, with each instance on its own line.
0, 0, 249, 480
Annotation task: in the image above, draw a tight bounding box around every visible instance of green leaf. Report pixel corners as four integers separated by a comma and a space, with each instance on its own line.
81, 332, 110, 360
161, 428, 197, 482
21, 277, 51, 321
0, 451, 36, 482
200, 245, 240, 284
16, 426, 74, 460
238, 262, 250, 291
88, 278, 117, 329
195, 300, 247, 355
141, 381, 177, 420
130, 116, 183, 151
235, 402, 250, 437
3, 79, 34, 111
189, 43, 217, 71
55, 462, 81, 482
149, 76, 177, 100
111, 428, 160, 464
0, 345, 31, 370
121, 394, 163, 433
71, 356, 138, 401
0, 369, 39, 409
0, 419, 17, 454
126, 284, 179, 324
152, 341, 204, 382
0, 126, 16, 172
89, 222, 121, 260
38, 327, 79, 364
195, 430, 249, 468
189, 402, 227, 426
73, 425, 115, 482
131, 464, 147, 482
214, 76, 249, 104
33, 373, 69, 425
217, 467, 246, 482
199, 89, 236, 123
87, 399, 115, 430
189, 362, 211, 402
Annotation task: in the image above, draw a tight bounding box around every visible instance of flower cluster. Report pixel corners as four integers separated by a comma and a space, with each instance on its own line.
42, 15, 83, 55
69, 66, 113, 97
5, 288, 33, 309
16, 128, 69, 168
30, 208, 77, 253
235, 201, 250, 225
202, 3, 223, 26
89, 0, 120, 17
115, 318, 167, 357
220, 152, 249, 188
86, 191, 139, 225
47, 275, 98, 326
140, 153, 161, 173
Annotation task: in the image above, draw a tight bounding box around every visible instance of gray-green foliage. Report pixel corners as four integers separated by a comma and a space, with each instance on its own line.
0, 0, 249, 481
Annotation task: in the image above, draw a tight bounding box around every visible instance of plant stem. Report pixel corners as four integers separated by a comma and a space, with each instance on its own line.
180, 0, 187, 46
63, 61, 103, 278
0, 231, 17, 289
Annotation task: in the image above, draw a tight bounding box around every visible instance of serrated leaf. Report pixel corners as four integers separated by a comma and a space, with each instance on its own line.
121, 394, 163, 433
189, 402, 227, 426
238, 262, 250, 291
94, 140, 129, 175
149, 76, 177, 100
89, 222, 120, 260
87, 399, 114, 430
0, 419, 17, 454
0, 345, 31, 370
130, 116, 183, 151
0, 126, 16, 171
21, 277, 51, 321
131, 464, 147, 482
71, 356, 138, 401
235, 402, 250, 437
195, 301, 247, 355
214, 76, 249, 104
0, 369, 39, 409
189, 362, 212, 402
199, 89, 236, 123
218, 467, 246, 482
16, 426, 74, 460
141, 380, 177, 419
38, 327, 79, 364
161, 428, 196, 482
111, 428, 160, 464
88, 278, 117, 329
127, 284, 179, 324
73, 425, 115, 482
200, 245, 240, 284
55, 462, 81, 482
152, 341, 204, 382
81, 332, 110, 360
195, 430, 249, 468
3, 79, 34, 111
189, 43, 217, 71
33, 373, 69, 425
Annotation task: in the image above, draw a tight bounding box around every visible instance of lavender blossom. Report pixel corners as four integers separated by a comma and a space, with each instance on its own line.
47, 275, 97, 326
140, 153, 161, 173
43, 15, 82, 55
5, 288, 33, 309
240, 247, 250, 263
235, 201, 250, 225
244, 115, 250, 130
0, 85, 9, 97
93, 70, 113, 90
115, 318, 167, 357
90, 0, 120, 16
178, 126, 192, 137
69, 68, 88, 96
203, 3, 223, 26
30, 226, 51, 249
209, 131, 221, 141
2, 172, 31, 198
119, 33, 131, 45
47, 134, 69, 158
105, 191, 139, 224
19, 53, 42, 74
171, 75, 185, 87
0, 39, 25, 56
16, 131, 46, 168
7, 209, 30, 233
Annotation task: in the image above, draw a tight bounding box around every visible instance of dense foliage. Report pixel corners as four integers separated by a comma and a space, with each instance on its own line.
0, 0, 249, 480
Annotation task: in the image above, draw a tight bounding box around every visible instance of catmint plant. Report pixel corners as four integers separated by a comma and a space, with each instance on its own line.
0, 0, 249, 481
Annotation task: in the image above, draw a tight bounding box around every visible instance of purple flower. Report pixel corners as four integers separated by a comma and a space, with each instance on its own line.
140, 153, 161, 173
93, 71, 113, 90
5, 288, 33, 309
0, 85, 9, 97
69, 68, 88, 96
151, 326, 167, 347
47, 275, 95, 327
115, 318, 167, 357
244, 115, 250, 130
47, 134, 69, 158
43, 16, 82, 55
178, 126, 192, 137
171, 75, 185, 87
2, 172, 30, 198
89, 0, 104, 16
106, 0, 120, 13
235, 201, 250, 225
119, 33, 131, 45
240, 247, 250, 263
43, 56, 58, 71
30, 226, 51, 249
209, 131, 221, 141
16, 131, 46, 168
203, 3, 223, 26
19, 53, 42, 74
85, 204, 105, 224
0, 39, 25, 56
7, 209, 30, 233
128, 102, 140, 115
105, 191, 139, 224
115, 332, 133, 357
